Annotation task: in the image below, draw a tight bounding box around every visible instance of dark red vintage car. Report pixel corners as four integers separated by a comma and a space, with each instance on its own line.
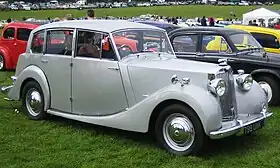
0, 21, 47, 70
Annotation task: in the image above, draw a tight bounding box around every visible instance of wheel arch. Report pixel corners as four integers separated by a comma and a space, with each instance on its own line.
251, 69, 280, 84
148, 99, 203, 133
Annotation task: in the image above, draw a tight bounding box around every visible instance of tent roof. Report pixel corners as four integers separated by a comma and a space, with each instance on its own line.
243, 7, 280, 18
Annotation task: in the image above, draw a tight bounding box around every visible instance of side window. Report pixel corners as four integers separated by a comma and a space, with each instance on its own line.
3, 28, 15, 40
30, 30, 45, 54
76, 30, 115, 60
251, 32, 280, 49
172, 35, 198, 52
202, 35, 232, 53
45, 30, 73, 56
17, 28, 32, 41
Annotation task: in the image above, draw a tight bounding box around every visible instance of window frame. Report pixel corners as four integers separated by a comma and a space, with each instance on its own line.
3, 27, 15, 40
75, 29, 118, 61
44, 28, 75, 57
171, 34, 199, 54
16, 28, 32, 42
201, 34, 233, 54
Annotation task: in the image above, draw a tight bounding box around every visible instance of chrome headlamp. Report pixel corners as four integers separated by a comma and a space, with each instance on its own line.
236, 74, 253, 91
208, 78, 226, 97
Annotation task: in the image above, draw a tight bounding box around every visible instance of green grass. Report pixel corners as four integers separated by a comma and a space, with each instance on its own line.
1, 5, 280, 168
0, 71, 280, 168
0, 5, 280, 20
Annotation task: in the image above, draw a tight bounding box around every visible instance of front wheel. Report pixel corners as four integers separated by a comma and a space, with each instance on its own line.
155, 104, 207, 156
22, 81, 47, 120
255, 76, 280, 106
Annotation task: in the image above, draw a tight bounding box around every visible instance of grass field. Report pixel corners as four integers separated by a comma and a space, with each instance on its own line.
0, 5, 280, 20
1, 5, 280, 168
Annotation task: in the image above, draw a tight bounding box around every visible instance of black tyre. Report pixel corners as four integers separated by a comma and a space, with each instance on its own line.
155, 104, 207, 156
22, 81, 47, 120
255, 75, 280, 106
0, 54, 5, 71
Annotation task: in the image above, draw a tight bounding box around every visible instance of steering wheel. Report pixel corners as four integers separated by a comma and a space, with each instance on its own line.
118, 45, 133, 57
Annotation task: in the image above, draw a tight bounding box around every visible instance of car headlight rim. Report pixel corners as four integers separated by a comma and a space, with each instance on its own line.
236, 74, 253, 91
208, 78, 226, 97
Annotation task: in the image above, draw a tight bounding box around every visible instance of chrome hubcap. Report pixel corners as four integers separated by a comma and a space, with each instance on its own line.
258, 81, 273, 103
25, 89, 43, 116
163, 113, 195, 151
0, 56, 4, 69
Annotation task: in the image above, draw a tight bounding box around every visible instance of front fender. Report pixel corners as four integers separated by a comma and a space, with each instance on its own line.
116, 83, 222, 134
0, 47, 13, 69
8, 65, 50, 111
234, 76, 267, 115
251, 68, 280, 80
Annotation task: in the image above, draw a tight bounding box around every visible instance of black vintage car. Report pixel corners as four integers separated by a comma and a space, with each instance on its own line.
139, 22, 280, 106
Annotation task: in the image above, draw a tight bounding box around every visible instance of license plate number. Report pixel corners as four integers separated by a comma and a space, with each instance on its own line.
244, 120, 264, 134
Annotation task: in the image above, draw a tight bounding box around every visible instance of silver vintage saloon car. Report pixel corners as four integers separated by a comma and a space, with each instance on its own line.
1, 20, 272, 155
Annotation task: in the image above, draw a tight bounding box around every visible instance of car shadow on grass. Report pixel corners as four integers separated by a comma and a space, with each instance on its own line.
46, 114, 265, 157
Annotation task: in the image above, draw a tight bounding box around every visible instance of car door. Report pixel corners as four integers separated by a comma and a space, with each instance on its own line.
38, 29, 73, 113
71, 29, 128, 116
198, 34, 239, 64
14, 28, 33, 66
1, 27, 16, 58
170, 33, 199, 61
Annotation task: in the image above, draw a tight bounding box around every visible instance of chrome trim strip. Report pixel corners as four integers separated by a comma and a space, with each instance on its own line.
209, 111, 273, 139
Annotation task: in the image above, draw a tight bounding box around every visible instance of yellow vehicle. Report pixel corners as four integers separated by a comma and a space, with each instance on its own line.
226, 24, 280, 54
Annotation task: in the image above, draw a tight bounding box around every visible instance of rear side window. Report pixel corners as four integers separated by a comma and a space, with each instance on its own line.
17, 28, 32, 41
3, 28, 15, 39
250, 32, 280, 49
45, 30, 73, 56
30, 30, 45, 54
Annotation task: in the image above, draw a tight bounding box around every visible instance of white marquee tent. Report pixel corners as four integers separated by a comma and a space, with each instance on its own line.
242, 7, 280, 26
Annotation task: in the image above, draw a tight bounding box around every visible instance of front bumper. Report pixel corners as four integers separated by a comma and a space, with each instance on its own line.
209, 111, 273, 139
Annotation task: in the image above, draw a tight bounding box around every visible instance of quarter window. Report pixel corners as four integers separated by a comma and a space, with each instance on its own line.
30, 30, 45, 54
3, 28, 15, 39
250, 32, 280, 49
45, 30, 73, 56
17, 28, 32, 41
172, 35, 198, 52
202, 35, 232, 53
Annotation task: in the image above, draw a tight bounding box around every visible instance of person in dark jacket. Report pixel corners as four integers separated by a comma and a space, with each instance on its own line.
201, 16, 207, 26
209, 17, 215, 26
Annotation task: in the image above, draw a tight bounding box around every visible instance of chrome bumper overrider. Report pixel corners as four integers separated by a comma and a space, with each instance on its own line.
0, 76, 16, 100
209, 111, 273, 139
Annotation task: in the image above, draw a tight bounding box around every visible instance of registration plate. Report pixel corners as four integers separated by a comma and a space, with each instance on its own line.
244, 119, 264, 135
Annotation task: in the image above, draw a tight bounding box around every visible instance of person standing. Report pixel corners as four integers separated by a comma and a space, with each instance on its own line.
209, 17, 215, 26
85, 9, 95, 20
201, 16, 207, 26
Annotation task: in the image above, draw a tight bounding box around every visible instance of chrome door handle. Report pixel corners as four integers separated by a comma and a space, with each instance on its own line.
41, 59, 48, 63
108, 67, 119, 71
13, 43, 18, 46
228, 59, 235, 62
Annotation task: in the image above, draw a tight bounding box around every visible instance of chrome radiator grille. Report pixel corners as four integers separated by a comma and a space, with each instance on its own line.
216, 68, 238, 121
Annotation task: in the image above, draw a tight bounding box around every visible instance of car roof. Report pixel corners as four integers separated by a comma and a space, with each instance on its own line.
34, 20, 165, 33
5, 21, 46, 29
227, 24, 280, 34
136, 21, 180, 29
170, 26, 248, 35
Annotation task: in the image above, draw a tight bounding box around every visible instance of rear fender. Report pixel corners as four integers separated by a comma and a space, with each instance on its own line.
8, 65, 50, 111
0, 47, 13, 69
